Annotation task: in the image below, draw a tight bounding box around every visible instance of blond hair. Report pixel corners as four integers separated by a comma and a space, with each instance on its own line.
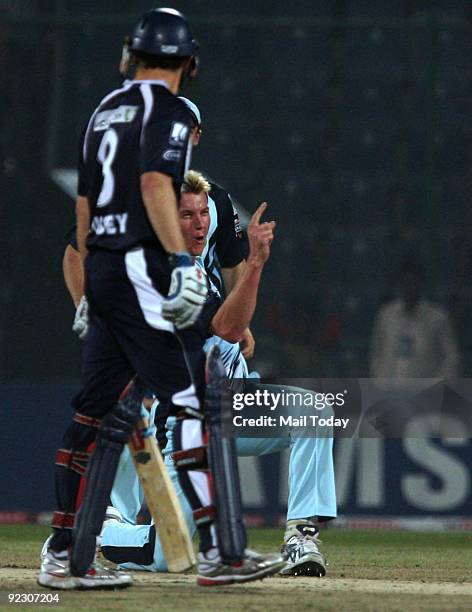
181, 170, 211, 195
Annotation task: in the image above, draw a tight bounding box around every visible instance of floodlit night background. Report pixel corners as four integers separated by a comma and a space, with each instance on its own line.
1, 1, 471, 522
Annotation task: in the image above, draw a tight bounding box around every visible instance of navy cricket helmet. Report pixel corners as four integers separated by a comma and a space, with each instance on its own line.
128, 8, 199, 57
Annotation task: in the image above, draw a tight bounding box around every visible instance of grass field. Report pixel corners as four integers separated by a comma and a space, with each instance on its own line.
0, 525, 471, 611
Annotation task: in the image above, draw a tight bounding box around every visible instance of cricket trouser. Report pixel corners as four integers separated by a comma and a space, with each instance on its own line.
236, 435, 336, 521
102, 402, 337, 570
50, 248, 207, 553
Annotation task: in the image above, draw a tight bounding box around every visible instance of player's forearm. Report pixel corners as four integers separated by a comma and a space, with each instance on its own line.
221, 260, 246, 294
76, 195, 90, 265
211, 262, 263, 343
141, 172, 186, 254
63, 245, 84, 308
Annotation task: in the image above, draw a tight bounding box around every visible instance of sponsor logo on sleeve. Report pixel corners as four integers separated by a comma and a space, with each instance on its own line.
234, 212, 243, 238
163, 149, 182, 162
228, 198, 243, 238
169, 122, 189, 146
94, 106, 138, 131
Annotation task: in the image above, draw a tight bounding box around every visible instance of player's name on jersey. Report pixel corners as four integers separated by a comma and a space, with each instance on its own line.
91, 213, 128, 235
232, 414, 350, 429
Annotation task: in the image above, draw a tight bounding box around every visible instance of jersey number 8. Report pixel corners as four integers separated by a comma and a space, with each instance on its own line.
96, 128, 118, 207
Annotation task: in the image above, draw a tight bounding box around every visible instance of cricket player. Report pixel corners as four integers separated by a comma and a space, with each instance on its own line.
39, 8, 283, 590
67, 96, 255, 358
100, 171, 336, 578
64, 99, 255, 458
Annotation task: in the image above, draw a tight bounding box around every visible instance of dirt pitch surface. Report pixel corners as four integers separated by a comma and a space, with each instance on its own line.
0, 525, 471, 611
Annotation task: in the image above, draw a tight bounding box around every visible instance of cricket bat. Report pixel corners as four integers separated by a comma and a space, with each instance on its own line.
129, 414, 196, 572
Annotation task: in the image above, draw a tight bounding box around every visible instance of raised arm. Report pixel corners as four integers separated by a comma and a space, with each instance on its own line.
221, 262, 255, 358
210, 202, 275, 342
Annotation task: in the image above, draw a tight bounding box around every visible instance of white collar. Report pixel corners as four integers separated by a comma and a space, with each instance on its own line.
124, 79, 170, 89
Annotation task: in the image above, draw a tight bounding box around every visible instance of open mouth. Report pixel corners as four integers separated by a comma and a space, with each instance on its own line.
193, 235, 205, 246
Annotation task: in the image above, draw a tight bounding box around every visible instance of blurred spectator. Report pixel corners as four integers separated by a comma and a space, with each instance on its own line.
370, 261, 460, 379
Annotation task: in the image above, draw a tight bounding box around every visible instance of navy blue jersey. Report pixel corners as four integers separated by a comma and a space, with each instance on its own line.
78, 79, 193, 253
68, 183, 247, 289
201, 182, 246, 295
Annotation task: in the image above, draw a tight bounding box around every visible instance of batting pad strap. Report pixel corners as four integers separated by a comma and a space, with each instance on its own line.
172, 446, 208, 470
70, 460, 88, 476
55, 448, 90, 476
52, 511, 75, 530
193, 505, 216, 526
74, 412, 101, 428
55, 449, 72, 468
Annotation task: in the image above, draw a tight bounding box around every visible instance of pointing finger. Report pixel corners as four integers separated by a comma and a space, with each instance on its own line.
250, 202, 268, 226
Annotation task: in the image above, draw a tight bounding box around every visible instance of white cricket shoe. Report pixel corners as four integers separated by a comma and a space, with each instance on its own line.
38, 548, 132, 590
280, 520, 327, 577
37, 549, 78, 590
197, 547, 286, 586
40, 534, 53, 562
39, 526, 131, 591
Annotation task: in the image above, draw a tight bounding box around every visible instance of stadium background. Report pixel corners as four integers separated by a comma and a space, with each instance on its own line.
1, 1, 471, 526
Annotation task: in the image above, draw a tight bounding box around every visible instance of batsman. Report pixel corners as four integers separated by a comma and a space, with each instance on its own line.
38, 8, 284, 590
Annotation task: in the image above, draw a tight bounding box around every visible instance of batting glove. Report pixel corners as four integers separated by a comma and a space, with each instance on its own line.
72, 295, 89, 340
162, 253, 208, 329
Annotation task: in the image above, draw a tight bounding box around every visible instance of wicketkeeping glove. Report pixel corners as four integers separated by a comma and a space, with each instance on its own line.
162, 253, 208, 329
72, 295, 89, 340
